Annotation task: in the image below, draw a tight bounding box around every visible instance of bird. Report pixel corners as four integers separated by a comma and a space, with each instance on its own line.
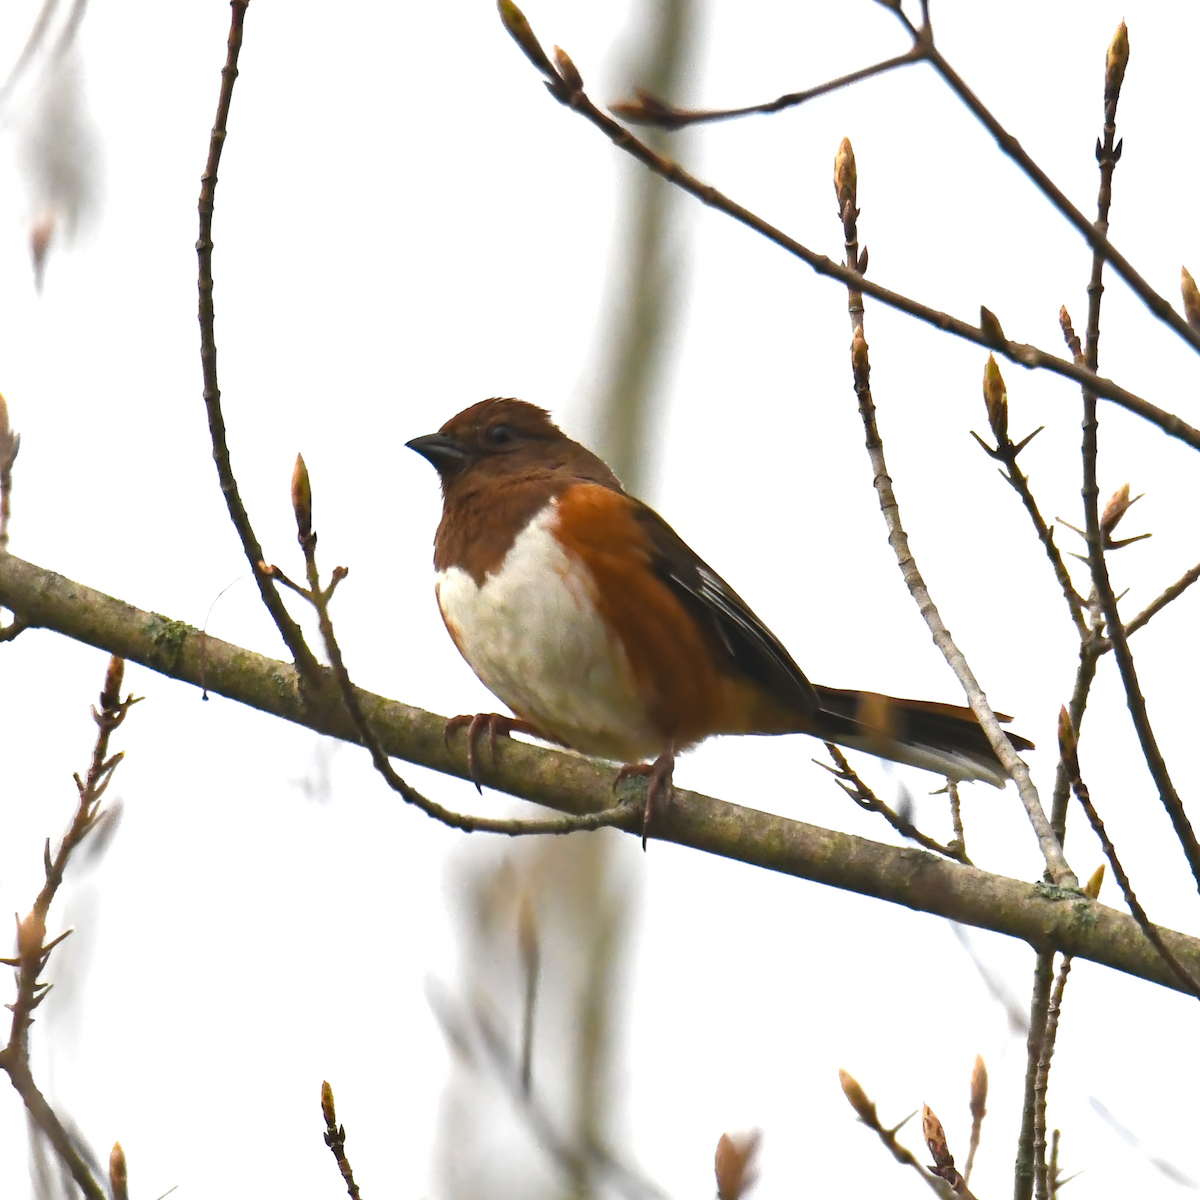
407, 397, 1031, 833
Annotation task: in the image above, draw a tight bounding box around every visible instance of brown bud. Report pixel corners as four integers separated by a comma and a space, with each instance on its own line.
979, 305, 1006, 345
291, 453, 312, 540
17, 909, 45, 960
970, 1055, 988, 1122
1105, 21, 1129, 103
1182, 267, 1200, 331
851, 324, 869, 385
833, 137, 857, 213
109, 1142, 128, 1200
101, 656, 126, 714
982, 354, 1008, 443
922, 1103, 954, 1170
321, 1080, 337, 1128
496, 0, 559, 82
1100, 482, 1141, 535
838, 1067, 879, 1126
552, 45, 583, 92
715, 1130, 762, 1200
1057, 705, 1078, 768
1085, 863, 1105, 900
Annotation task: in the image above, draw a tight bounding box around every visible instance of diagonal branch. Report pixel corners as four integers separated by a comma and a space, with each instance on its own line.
612, 47, 922, 128
495, 7, 1200, 453
883, 8, 1200, 356
9, 552, 1198, 990
832, 137, 1074, 888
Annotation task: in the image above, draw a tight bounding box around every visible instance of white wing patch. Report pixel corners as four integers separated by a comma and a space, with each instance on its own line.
435, 501, 657, 762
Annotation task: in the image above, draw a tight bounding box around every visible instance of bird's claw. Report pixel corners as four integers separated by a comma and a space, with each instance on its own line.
444, 713, 541, 792
614, 744, 676, 851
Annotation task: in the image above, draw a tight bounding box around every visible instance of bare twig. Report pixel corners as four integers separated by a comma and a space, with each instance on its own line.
196, 1, 321, 681
1033, 950, 1076, 1200
1058, 708, 1200, 998
1066, 27, 1200, 892
0, 655, 137, 1200
320, 1081, 362, 1200
623, 4, 1200, 357
1118, 559, 1200, 641
837, 1069, 954, 1199
1015, 948, 1054, 1200
831, 136, 1073, 888
974, 357, 1086, 635
946, 781, 966, 859
494, 4, 1200, 453
884, 10, 1200, 356
818, 744, 971, 864
612, 48, 922, 127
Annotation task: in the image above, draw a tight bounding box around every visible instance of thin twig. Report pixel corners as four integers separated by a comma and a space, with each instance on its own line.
831, 137, 1073, 887
0, 656, 137, 1200
1059, 708, 1200, 997
1117, 559, 1200, 641
612, 47, 922, 127
1067, 32, 1200, 892
1015, 949, 1054, 1200
494, 8, 1200, 453
818, 744, 971, 864
946, 781, 966, 859
625, 4, 1200, 357
882, 10, 1200, 357
837, 1070, 955, 1199
973, 360, 1086, 636
1033, 954, 1072, 1200
196, 1, 322, 682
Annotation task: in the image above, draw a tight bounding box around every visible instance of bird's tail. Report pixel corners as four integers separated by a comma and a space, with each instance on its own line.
809, 685, 1033, 788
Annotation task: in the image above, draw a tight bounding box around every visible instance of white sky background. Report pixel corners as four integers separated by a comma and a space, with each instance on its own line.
1, 1, 1199, 1197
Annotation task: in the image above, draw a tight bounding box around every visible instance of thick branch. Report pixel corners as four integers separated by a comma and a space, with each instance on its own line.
3, 552, 1199, 992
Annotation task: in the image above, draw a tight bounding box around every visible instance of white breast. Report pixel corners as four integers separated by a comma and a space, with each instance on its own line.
436, 501, 656, 762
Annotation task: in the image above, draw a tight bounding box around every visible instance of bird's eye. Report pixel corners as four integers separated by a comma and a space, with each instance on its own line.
485, 424, 515, 446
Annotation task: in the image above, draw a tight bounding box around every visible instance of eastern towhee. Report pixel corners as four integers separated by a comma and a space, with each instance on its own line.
408, 398, 1031, 828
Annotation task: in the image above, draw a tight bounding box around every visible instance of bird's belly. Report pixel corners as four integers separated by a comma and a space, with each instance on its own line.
435, 507, 659, 762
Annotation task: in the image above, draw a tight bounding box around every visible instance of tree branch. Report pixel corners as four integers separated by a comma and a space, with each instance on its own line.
4, 551, 1199, 993
494, 7, 1200, 454
196, 0, 322, 681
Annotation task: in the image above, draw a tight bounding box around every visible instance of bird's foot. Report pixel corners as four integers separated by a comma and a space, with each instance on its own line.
614, 743, 676, 850
444, 713, 543, 792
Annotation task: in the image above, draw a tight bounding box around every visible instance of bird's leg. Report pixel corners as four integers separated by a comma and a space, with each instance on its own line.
614, 741, 676, 850
444, 713, 548, 792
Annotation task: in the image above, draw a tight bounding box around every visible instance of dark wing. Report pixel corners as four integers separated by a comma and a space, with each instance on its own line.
631, 500, 820, 717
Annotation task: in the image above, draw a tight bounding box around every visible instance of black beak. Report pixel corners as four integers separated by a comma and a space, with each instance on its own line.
406, 432, 472, 473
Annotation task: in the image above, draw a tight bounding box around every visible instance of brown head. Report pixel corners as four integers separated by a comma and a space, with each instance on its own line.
407, 398, 624, 577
